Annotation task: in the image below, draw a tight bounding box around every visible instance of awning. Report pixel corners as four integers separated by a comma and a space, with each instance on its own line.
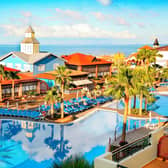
72, 79, 93, 86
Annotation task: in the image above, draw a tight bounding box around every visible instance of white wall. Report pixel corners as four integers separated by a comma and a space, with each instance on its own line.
21, 43, 34, 54
156, 51, 168, 67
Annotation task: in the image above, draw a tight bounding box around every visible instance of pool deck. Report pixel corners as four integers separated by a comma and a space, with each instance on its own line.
0, 99, 165, 125
100, 101, 162, 118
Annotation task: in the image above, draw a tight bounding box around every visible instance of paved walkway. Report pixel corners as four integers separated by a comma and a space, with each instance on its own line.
142, 158, 168, 168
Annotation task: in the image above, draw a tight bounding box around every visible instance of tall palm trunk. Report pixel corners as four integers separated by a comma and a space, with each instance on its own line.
128, 97, 131, 115
121, 95, 129, 142
61, 83, 64, 119
51, 102, 54, 118
12, 80, 15, 100
145, 98, 147, 111
139, 92, 143, 116
133, 95, 136, 109
0, 82, 2, 102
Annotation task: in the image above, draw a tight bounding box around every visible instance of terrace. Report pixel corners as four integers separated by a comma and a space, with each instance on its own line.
95, 123, 168, 168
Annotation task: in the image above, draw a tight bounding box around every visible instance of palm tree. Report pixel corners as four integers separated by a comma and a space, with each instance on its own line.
7, 71, 20, 100
45, 87, 61, 118
105, 66, 134, 143
0, 65, 9, 102
160, 68, 168, 82
113, 52, 125, 77
137, 48, 162, 69
54, 66, 72, 119
133, 67, 150, 116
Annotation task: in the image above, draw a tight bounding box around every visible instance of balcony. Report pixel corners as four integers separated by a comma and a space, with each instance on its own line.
94, 123, 168, 168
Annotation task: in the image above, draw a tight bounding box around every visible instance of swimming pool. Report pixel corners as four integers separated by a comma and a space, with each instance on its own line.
107, 95, 168, 116
0, 110, 166, 168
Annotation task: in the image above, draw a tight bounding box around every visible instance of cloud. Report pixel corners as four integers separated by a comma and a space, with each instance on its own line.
9, 11, 44, 26
48, 8, 86, 23
97, 0, 112, 6
115, 17, 130, 26
93, 12, 130, 27
21, 11, 32, 18
92, 12, 113, 21
136, 22, 145, 28
0, 24, 136, 39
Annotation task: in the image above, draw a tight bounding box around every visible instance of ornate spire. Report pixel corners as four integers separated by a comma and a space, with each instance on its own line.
25, 25, 35, 33
153, 38, 159, 48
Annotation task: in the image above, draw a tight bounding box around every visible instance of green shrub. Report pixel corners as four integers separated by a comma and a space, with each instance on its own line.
131, 108, 148, 116
52, 156, 94, 168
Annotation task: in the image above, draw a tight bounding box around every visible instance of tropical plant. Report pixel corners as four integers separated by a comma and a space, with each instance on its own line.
113, 52, 125, 76
105, 66, 134, 142
54, 66, 72, 119
113, 52, 125, 66
132, 67, 147, 115
45, 87, 61, 118
160, 68, 168, 82
7, 71, 20, 100
92, 85, 101, 99
137, 48, 162, 67
0, 65, 10, 101
52, 155, 94, 168
81, 87, 89, 96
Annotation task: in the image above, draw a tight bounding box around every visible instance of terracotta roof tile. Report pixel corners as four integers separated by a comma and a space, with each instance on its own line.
157, 46, 168, 51
139, 45, 153, 50
62, 53, 112, 65
1, 72, 38, 85
4, 66, 20, 72
35, 69, 89, 80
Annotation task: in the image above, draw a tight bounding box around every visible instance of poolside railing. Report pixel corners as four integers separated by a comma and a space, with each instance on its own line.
112, 134, 151, 162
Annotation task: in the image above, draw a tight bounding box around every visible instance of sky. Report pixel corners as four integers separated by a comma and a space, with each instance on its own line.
0, 0, 168, 45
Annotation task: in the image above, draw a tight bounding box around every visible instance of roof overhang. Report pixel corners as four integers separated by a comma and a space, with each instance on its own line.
72, 79, 93, 86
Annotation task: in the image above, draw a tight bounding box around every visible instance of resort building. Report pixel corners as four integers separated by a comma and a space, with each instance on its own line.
127, 39, 168, 68
0, 26, 64, 74
35, 69, 94, 90
156, 46, 168, 67
62, 53, 112, 78
2, 71, 48, 99
126, 45, 153, 65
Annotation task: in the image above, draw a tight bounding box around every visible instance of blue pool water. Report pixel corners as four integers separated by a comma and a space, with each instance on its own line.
108, 95, 168, 116
0, 110, 166, 168
150, 95, 168, 116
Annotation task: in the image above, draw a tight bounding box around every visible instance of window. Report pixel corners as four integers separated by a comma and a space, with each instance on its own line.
7, 63, 13, 68
0, 62, 5, 66
24, 64, 31, 71
53, 63, 59, 70
38, 64, 45, 71
15, 64, 21, 70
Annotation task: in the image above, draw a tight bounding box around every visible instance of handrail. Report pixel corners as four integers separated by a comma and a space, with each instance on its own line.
112, 134, 151, 162
117, 164, 128, 168
112, 134, 151, 154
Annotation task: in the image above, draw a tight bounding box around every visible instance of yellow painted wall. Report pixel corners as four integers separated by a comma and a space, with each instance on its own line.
33, 44, 39, 54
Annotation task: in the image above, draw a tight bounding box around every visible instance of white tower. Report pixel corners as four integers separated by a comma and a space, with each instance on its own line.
21, 26, 40, 54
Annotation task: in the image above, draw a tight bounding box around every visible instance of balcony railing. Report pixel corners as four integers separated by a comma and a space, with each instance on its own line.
112, 134, 151, 162
117, 164, 128, 168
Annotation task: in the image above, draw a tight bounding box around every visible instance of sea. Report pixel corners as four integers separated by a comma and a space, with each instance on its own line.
0, 44, 144, 57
